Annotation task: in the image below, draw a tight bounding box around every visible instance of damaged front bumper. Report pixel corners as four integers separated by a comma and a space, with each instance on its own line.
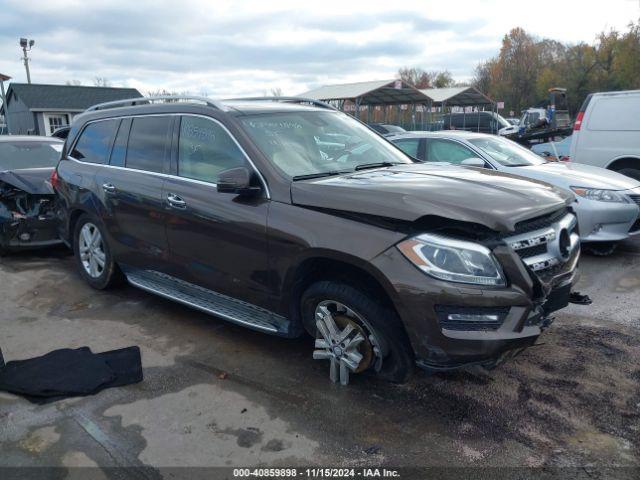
371, 210, 581, 371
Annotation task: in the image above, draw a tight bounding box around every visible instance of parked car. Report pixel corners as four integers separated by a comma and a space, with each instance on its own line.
505, 117, 520, 126
570, 90, 640, 180
51, 126, 71, 139
55, 96, 579, 385
368, 123, 406, 136
531, 135, 572, 162
0, 136, 64, 254
389, 131, 640, 255
443, 111, 511, 134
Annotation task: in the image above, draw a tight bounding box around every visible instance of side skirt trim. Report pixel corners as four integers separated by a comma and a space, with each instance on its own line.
123, 267, 291, 336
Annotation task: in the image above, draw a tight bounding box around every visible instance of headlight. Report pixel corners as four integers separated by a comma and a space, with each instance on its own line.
397, 234, 506, 286
571, 187, 630, 203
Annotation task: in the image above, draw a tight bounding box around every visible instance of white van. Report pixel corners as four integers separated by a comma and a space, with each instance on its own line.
570, 90, 640, 180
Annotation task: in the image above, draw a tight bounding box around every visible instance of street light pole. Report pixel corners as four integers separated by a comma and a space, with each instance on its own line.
19, 38, 34, 84
0, 73, 12, 134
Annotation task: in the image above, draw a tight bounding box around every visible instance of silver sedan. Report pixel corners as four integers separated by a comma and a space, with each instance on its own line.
388, 131, 640, 255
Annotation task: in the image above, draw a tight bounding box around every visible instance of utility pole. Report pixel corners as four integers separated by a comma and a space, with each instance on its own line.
19, 38, 34, 84
0, 73, 11, 134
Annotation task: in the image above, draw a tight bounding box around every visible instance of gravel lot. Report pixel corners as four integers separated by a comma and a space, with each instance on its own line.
0, 239, 638, 477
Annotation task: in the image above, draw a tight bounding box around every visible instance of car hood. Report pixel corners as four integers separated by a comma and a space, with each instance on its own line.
290, 164, 573, 233
508, 162, 640, 191
0, 168, 55, 195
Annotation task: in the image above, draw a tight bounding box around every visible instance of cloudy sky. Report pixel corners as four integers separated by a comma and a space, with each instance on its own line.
0, 0, 638, 97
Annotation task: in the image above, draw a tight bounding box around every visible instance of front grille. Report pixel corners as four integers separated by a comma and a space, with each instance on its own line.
503, 210, 578, 276
629, 194, 640, 207
630, 217, 640, 233
517, 243, 547, 258
435, 306, 509, 332
512, 208, 568, 236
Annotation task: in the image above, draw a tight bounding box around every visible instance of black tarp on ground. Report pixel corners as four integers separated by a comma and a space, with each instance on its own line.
0, 346, 143, 404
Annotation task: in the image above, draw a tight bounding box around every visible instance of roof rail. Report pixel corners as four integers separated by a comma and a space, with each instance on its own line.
223, 96, 337, 111
86, 95, 227, 112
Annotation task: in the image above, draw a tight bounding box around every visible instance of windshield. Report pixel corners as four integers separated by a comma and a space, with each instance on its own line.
495, 114, 511, 129
0, 140, 63, 170
468, 136, 546, 167
238, 111, 414, 178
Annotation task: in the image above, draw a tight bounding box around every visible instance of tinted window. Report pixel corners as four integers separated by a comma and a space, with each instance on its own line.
71, 120, 118, 164
178, 116, 247, 183
109, 118, 130, 167
126, 116, 172, 173
0, 141, 63, 170
393, 138, 420, 159
426, 139, 477, 164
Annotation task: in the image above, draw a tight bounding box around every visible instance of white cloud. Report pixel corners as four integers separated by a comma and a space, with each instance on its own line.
0, 0, 637, 96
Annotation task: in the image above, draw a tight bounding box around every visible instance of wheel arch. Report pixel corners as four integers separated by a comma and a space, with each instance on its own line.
281, 250, 403, 335
67, 208, 91, 246
606, 156, 640, 171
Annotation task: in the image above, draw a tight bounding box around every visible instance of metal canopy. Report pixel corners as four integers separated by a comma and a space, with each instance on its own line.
300, 79, 432, 105
419, 86, 493, 106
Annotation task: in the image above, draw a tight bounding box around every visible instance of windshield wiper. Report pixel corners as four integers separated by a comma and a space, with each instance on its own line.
354, 162, 403, 171
292, 171, 350, 181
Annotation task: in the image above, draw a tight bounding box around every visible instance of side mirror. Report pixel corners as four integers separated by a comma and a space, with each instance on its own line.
217, 167, 262, 196
461, 157, 486, 168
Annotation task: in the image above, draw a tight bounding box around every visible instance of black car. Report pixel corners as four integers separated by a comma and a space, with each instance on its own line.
442, 111, 510, 134
368, 123, 406, 136
0, 136, 64, 254
53, 96, 578, 386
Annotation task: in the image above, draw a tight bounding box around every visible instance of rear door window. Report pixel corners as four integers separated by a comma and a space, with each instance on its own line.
177, 115, 246, 183
71, 119, 118, 164
425, 139, 477, 164
393, 138, 421, 159
126, 116, 172, 173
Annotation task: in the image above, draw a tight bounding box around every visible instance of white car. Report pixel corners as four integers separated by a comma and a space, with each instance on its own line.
570, 90, 640, 181
389, 131, 640, 255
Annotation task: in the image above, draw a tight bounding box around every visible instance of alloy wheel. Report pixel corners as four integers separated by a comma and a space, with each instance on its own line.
79, 223, 106, 278
312, 300, 382, 385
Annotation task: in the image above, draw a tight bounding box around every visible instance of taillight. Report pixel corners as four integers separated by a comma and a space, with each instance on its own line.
560, 156, 571, 162
573, 111, 584, 131
50, 169, 60, 190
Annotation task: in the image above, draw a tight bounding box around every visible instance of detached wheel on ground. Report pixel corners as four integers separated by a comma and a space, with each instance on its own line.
73, 214, 123, 289
583, 241, 618, 256
301, 281, 413, 385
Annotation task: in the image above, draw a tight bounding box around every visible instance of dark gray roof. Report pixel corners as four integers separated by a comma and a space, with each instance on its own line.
4, 83, 143, 111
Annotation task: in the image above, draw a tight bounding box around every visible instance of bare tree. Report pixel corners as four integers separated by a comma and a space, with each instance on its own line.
270, 87, 283, 97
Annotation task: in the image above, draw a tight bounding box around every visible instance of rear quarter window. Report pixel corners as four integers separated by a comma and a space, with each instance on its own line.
587, 96, 640, 131
70, 120, 118, 164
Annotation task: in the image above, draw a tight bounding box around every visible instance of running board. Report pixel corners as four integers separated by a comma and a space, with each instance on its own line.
123, 268, 291, 336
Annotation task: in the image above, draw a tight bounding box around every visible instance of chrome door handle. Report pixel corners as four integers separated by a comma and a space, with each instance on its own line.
102, 183, 116, 193
166, 193, 187, 209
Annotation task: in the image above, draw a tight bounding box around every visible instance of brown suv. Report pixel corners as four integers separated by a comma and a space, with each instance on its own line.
54, 96, 580, 385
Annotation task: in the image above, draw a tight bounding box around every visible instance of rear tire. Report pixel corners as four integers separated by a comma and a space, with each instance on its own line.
584, 241, 618, 256
616, 168, 640, 181
301, 281, 414, 384
73, 214, 123, 289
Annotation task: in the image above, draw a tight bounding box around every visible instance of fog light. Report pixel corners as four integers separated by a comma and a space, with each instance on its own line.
435, 306, 509, 332
447, 313, 500, 322
591, 224, 602, 234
